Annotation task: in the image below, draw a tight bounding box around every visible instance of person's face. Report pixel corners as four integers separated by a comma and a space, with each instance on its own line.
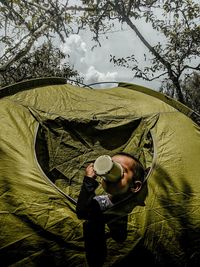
101, 155, 136, 196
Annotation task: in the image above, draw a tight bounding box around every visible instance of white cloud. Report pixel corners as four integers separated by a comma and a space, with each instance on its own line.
84, 66, 118, 86
61, 34, 119, 87
60, 34, 87, 67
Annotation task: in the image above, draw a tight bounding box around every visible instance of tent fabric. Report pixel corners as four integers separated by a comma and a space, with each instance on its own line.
0, 78, 200, 266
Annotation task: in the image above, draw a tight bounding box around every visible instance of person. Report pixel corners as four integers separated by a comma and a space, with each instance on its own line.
76, 152, 145, 267
76, 152, 145, 220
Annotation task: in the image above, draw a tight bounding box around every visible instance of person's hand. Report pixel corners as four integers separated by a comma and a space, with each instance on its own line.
85, 163, 96, 179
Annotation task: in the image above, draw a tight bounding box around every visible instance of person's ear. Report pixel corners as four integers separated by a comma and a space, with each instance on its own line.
130, 180, 142, 193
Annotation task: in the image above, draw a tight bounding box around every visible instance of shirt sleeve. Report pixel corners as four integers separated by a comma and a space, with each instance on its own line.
76, 176, 101, 220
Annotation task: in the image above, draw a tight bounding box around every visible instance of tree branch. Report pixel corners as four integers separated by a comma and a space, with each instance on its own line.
0, 23, 49, 72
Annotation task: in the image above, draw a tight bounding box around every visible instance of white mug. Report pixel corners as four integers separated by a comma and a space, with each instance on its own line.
93, 155, 123, 182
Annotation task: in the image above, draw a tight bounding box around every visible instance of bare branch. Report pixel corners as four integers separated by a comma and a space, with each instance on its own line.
137, 71, 168, 81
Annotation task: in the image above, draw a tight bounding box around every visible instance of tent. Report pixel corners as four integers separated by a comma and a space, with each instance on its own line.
0, 77, 200, 267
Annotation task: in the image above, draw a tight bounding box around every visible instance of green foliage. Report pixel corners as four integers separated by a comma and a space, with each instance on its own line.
181, 72, 200, 114
0, 41, 83, 87
0, 0, 83, 87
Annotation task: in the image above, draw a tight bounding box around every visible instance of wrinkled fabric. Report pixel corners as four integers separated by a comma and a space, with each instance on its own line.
0, 79, 200, 266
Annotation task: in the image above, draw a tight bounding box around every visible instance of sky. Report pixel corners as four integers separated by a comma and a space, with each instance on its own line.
60, 25, 162, 90
60, 2, 163, 90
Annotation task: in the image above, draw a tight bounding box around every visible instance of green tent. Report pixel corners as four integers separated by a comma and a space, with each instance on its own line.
0, 78, 200, 267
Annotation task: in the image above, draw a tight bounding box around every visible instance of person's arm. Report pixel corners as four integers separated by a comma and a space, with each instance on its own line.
76, 176, 100, 219
76, 164, 107, 265
76, 163, 102, 220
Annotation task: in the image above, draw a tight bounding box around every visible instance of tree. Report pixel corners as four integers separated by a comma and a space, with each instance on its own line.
80, 0, 200, 105
0, 40, 82, 87
181, 72, 200, 114
1, 0, 199, 108
0, 0, 84, 87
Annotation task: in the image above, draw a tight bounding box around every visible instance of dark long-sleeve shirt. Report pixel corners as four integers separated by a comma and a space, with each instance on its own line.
76, 176, 113, 221
76, 176, 128, 243
76, 176, 108, 266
